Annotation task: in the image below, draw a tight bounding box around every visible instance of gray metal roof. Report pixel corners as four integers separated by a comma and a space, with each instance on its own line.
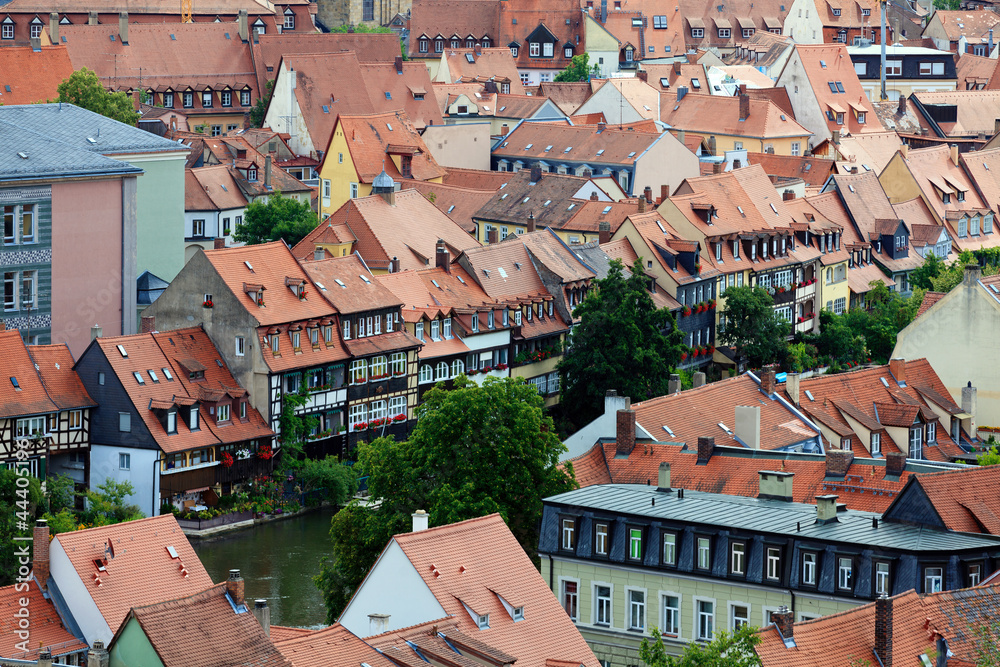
0, 118, 143, 182
0, 103, 185, 156
546, 484, 1000, 552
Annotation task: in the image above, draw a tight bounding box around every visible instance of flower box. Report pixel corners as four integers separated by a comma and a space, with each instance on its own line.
496, 363, 508, 371
392, 414, 406, 422
683, 307, 692, 316
203, 300, 214, 308
257, 445, 273, 460
221, 452, 234, 468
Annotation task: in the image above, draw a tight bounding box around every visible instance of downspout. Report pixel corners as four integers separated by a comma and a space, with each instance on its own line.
548, 554, 554, 592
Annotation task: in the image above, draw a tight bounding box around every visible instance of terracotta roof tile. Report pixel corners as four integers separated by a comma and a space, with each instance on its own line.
0, 329, 60, 419
724, 31, 794, 72
746, 152, 836, 187
275, 622, 396, 667
28, 344, 96, 410
404, 180, 497, 233
325, 110, 446, 183
679, 0, 790, 51
268, 625, 317, 643
391, 514, 601, 667
185, 166, 248, 211
408, 0, 500, 59
493, 119, 671, 167
441, 167, 514, 190
52, 514, 214, 637
301, 254, 403, 314
662, 93, 810, 139
472, 169, 599, 228
257, 32, 402, 76
121, 583, 291, 667
538, 82, 592, 115
437, 48, 525, 96
0, 46, 75, 106
522, 228, 597, 283
790, 44, 879, 136
913, 90, 1000, 137
928, 9, 1000, 42
956, 52, 995, 89
0, 582, 87, 660
499, 0, 582, 72
915, 291, 946, 319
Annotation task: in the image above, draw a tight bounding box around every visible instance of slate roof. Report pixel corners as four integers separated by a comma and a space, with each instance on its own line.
661, 92, 809, 139
118, 583, 292, 667
0, 46, 74, 106
0, 582, 87, 660
52, 514, 214, 638
390, 514, 601, 667
301, 254, 404, 314
566, 440, 920, 512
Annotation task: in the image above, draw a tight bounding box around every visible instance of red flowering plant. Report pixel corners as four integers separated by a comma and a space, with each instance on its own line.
683, 306, 692, 316
203, 299, 214, 308
392, 413, 406, 422
221, 452, 234, 468
353, 421, 368, 431
257, 444, 273, 460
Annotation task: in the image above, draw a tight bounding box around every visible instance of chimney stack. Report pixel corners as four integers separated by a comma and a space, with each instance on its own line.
435, 239, 451, 272
900, 142, 908, 159
898, 94, 907, 116
656, 462, 671, 491
660, 184, 669, 203
530, 164, 542, 183
771, 605, 794, 639
487, 227, 499, 244
590, 191, 599, 201
91, 324, 103, 340
215, 238, 226, 249
786, 372, 801, 406
615, 409, 636, 456
884, 451, 906, 477
643, 185, 653, 203
735, 405, 761, 449
832, 129, 840, 145
390, 256, 401, 273
369, 613, 391, 635
140, 315, 155, 334
87, 641, 109, 667
962, 382, 978, 439
696, 436, 715, 464
253, 600, 271, 636
238, 9, 249, 42
38, 649, 52, 667
888, 358, 906, 385
604, 389, 631, 415
782, 189, 795, 201
825, 449, 854, 477
713, 161, 724, 174
708, 135, 716, 156
597, 121, 606, 133
394, 55, 403, 73
314, 246, 324, 261
676, 85, 688, 102
678, 129, 685, 146
738, 88, 750, 121
226, 569, 245, 607
49, 13, 59, 42
668, 373, 680, 394
692, 371, 706, 387
874, 594, 893, 667
637, 197, 647, 213
411, 509, 429, 532
88, 11, 98, 25
950, 143, 959, 166
760, 367, 776, 395
265, 155, 272, 188
815, 494, 839, 523
758, 471, 793, 501
33, 519, 49, 591
964, 263, 982, 286
118, 12, 128, 44
598, 219, 611, 244
637, 70, 648, 83
527, 211, 536, 233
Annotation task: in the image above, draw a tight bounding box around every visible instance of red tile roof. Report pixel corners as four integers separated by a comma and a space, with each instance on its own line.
390, 514, 600, 667
257, 32, 402, 77
326, 110, 446, 183
892, 465, 1000, 534
441, 167, 514, 190
915, 290, 946, 319
301, 254, 403, 314
437, 47, 525, 95
746, 152, 837, 188
275, 622, 395, 667
661, 93, 810, 140
185, 166, 248, 211
52, 514, 214, 638
499, 0, 582, 72
403, 180, 497, 233
789, 44, 879, 136
28, 344, 96, 410
537, 82, 592, 115
119, 583, 292, 667
0, 582, 87, 660
0, 46, 75, 106
0, 329, 60, 419
493, 120, 671, 167
408, 0, 501, 59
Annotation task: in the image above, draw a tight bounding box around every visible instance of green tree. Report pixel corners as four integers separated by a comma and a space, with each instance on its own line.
910, 253, 946, 291
328, 24, 407, 61
316, 376, 576, 622
249, 79, 274, 129
559, 258, 685, 427
0, 468, 44, 586
79, 479, 144, 528
56, 68, 139, 126
639, 625, 762, 667
295, 456, 357, 499
232, 191, 318, 246
814, 310, 866, 366
934, 0, 961, 9
554, 53, 599, 82
719, 286, 789, 369
275, 384, 319, 468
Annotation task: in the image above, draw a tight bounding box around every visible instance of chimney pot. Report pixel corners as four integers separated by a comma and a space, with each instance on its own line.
87, 641, 110, 667
616, 409, 636, 456
226, 569, 245, 607
590, 191, 599, 201
435, 240, 451, 273
660, 184, 669, 202
412, 509, 429, 532
526, 211, 536, 233
253, 599, 271, 636
696, 436, 715, 464
91, 324, 103, 340
643, 185, 653, 203
38, 649, 52, 667
657, 462, 671, 491
782, 189, 795, 201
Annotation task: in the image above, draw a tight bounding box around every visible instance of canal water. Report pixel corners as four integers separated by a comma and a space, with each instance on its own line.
192, 508, 336, 628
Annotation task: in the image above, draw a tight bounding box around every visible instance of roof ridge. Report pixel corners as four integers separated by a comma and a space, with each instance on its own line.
394, 512, 504, 542
132, 582, 227, 616
55, 512, 179, 541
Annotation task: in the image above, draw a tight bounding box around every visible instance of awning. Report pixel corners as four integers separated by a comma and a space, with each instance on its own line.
715, 17, 732, 29
688, 17, 705, 28
828, 101, 846, 113
738, 17, 755, 29
764, 16, 782, 28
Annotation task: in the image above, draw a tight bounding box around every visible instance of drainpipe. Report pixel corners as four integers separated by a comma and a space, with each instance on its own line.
152, 453, 164, 515
548, 554, 554, 592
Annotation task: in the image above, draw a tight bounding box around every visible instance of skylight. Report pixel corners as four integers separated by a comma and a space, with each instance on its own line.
335, 278, 347, 288
133, 372, 145, 385
597, 149, 605, 156
880, 377, 889, 387
602, 205, 612, 214
662, 424, 675, 436
628, 151, 636, 158
525, 143, 533, 149
522, 197, 530, 203
315, 281, 326, 290
770, 203, 778, 214
718, 422, 733, 435
545, 145, 553, 152
9, 377, 18, 389
162, 367, 174, 381
567, 203, 576, 210
805, 390, 815, 401
244, 261, 254, 272
466, 53, 475, 62
431, 279, 440, 288
148, 370, 159, 383
498, 267, 508, 278
448, 205, 455, 213
117, 345, 128, 358
386, 122, 393, 130
992, 284, 999, 293
457, 275, 466, 284
564, 146, 572, 153
359, 274, 371, 284
544, 200, 551, 206
166, 546, 179, 559
820, 60, 827, 68
385, 92, 392, 100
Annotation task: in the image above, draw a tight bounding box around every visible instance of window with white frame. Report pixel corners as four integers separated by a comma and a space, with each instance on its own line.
529, 42, 540, 56
561, 517, 577, 550
910, 426, 923, 459
662, 595, 680, 636
838, 557, 853, 590
450, 358, 464, 377
594, 522, 609, 556
875, 561, 890, 596
419, 364, 434, 383
802, 552, 817, 585
443, 317, 452, 338
217, 403, 231, 423
628, 528, 642, 560
349, 404, 366, 430
691, 27, 704, 37
435, 361, 449, 381
388, 396, 406, 420
595, 585, 612, 625
697, 537, 711, 570
369, 400, 387, 422
731, 604, 749, 630
350, 359, 367, 384
370, 355, 388, 379
628, 589, 646, 630
562, 580, 578, 620
730, 542, 745, 575
766, 547, 781, 580
390, 352, 406, 375
430, 319, 440, 341
924, 566, 943, 593
662, 532, 677, 565
696, 600, 714, 640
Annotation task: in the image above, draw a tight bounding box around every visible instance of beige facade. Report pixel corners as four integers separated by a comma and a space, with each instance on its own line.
422, 123, 493, 171
316, 0, 410, 31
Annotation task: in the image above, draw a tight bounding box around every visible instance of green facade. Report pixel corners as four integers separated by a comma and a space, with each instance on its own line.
543, 556, 859, 666
109, 617, 165, 667
0, 186, 53, 344
125, 153, 187, 283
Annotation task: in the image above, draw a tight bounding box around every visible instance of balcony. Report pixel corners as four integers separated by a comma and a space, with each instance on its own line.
795, 318, 815, 333
795, 280, 817, 300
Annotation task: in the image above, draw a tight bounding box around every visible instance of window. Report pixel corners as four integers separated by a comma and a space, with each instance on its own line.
471, 313, 479, 332
718, 28, 730, 37
596, 586, 612, 625
742, 27, 754, 37
886, 60, 902, 76
20, 205, 34, 243
68, 410, 82, 430
350, 359, 367, 384
855, 62, 867, 76
971, 215, 980, 235
628, 590, 646, 630
202, 91, 213, 108
838, 557, 853, 590
594, 522, 609, 556
924, 567, 943, 593
910, 426, 923, 459
875, 561, 890, 596
691, 27, 704, 38
1, 21, 13, 40
919, 62, 945, 76
629, 528, 643, 560
562, 581, 578, 620
529, 42, 540, 57
802, 552, 817, 585
119, 453, 131, 470
927, 421, 937, 443
653, 15, 667, 28
985, 214, 994, 234
435, 361, 449, 381
662, 532, 677, 566
515, 310, 522, 326
419, 364, 434, 383
350, 182, 359, 199
561, 517, 577, 550
766, 547, 781, 581
389, 352, 405, 376
731, 604, 749, 630
370, 355, 388, 379
430, 319, 440, 341
166, 410, 177, 434
857, 111, 866, 124
836, 112, 844, 125
543, 42, 554, 57
730, 542, 745, 575
697, 537, 711, 570
834, 297, 846, 315
15, 417, 45, 438
240, 89, 251, 106
192, 219, 205, 237
662, 596, 680, 636
349, 404, 366, 431
969, 563, 982, 587
791, 141, 801, 156
419, 38, 429, 53
697, 600, 714, 640
510, 45, 518, 57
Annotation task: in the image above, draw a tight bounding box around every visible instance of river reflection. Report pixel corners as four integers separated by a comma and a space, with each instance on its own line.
191, 508, 335, 628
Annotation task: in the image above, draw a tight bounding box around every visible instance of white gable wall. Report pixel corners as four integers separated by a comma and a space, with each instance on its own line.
49, 537, 112, 646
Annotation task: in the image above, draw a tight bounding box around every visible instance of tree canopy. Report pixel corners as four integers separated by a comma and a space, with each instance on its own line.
554, 53, 599, 82
0, 468, 43, 586
56, 68, 139, 126
559, 258, 684, 428
315, 376, 576, 623
719, 286, 789, 368
639, 625, 762, 667
231, 191, 318, 246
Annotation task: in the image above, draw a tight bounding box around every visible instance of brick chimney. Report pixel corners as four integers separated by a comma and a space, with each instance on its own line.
390, 256, 401, 273
771, 605, 794, 639
884, 451, 906, 477
590, 191, 599, 201
227, 569, 245, 607
599, 220, 611, 244
140, 315, 155, 334
660, 184, 669, 203
888, 358, 906, 385
713, 161, 724, 174
435, 239, 451, 272
527, 211, 536, 233
215, 238, 226, 249
874, 594, 893, 667
253, 599, 270, 636
696, 436, 714, 464
132, 89, 141, 112
33, 519, 49, 591
643, 185, 653, 203
637, 197, 647, 213
530, 164, 542, 183
898, 94, 907, 116
760, 367, 776, 395
739, 88, 750, 122
825, 450, 854, 478
597, 121, 606, 133
615, 409, 636, 456
394, 55, 403, 73
782, 189, 795, 201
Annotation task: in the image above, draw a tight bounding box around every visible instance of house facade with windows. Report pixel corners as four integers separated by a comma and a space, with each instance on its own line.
848, 44, 956, 101
782, 0, 885, 46
0, 330, 94, 483
74, 327, 273, 517
498, 0, 583, 86
407, 0, 500, 75
539, 481, 1000, 666
184, 166, 248, 263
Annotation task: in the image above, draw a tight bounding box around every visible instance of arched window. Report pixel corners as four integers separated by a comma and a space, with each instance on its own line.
451, 359, 465, 376
436, 361, 450, 380
419, 364, 434, 383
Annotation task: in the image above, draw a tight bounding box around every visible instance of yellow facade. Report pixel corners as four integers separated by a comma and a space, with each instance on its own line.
319, 126, 365, 217
878, 152, 930, 210
819, 260, 851, 314
668, 130, 811, 157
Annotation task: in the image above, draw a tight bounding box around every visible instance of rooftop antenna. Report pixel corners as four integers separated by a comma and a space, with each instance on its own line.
879, 0, 887, 101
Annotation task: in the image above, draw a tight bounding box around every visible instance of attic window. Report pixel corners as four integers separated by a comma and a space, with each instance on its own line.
162, 367, 174, 381
448, 205, 456, 213
567, 203, 576, 211
545, 145, 553, 152
166, 545, 179, 559
359, 274, 372, 284
805, 390, 815, 401
544, 200, 552, 206
632, 17, 643, 26
117, 345, 128, 358
564, 146, 572, 153
466, 53, 475, 62
662, 424, 675, 436
880, 377, 889, 387
386, 122, 393, 130
627, 151, 636, 158
820, 60, 827, 68
513, 606, 524, 621
9, 377, 19, 390
133, 372, 145, 385
497, 267, 508, 278
457, 275, 466, 284
477, 613, 490, 629
335, 279, 347, 288
244, 261, 254, 272
385, 92, 392, 100
148, 370, 160, 383
597, 149, 605, 155
653, 15, 668, 28
603, 206, 613, 214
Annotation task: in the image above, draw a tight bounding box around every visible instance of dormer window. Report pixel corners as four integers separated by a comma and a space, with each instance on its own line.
248, 167, 258, 181
270, 334, 280, 352
733, 240, 740, 259
431, 319, 441, 341
488, 311, 495, 329
477, 613, 490, 629
190, 406, 199, 431
416, 321, 425, 341
343, 319, 351, 340
217, 403, 231, 423
291, 330, 301, 349
751, 243, 757, 260
471, 313, 480, 332
443, 317, 452, 339
513, 606, 524, 621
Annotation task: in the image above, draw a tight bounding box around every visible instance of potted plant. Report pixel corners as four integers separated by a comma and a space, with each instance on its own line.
353, 421, 368, 431
257, 445, 273, 460
221, 452, 234, 468
683, 306, 692, 317
393, 413, 407, 422
203, 299, 214, 308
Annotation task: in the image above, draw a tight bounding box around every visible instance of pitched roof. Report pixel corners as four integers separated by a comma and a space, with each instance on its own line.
958, 145, 1000, 213
956, 52, 996, 90
275, 622, 395, 667
28, 344, 96, 411
471, 169, 597, 227
746, 152, 837, 187
441, 166, 514, 190
894, 465, 1000, 534
328, 110, 446, 183
499, 0, 582, 72
257, 32, 402, 77
301, 254, 404, 314
522, 228, 597, 283
493, 120, 668, 167
119, 583, 292, 667
408, 0, 501, 58
403, 180, 497, 233
0, 330, 60, 419
185, 166, 248, 211
52, 514, 214, 637
661, 92, 811, 141
830, 130, 903, 173
597, 4, 685, 63
677, 0, 790, 51
925, 8, 1000, 42
813, 0, 879, 28
0, 46, 74, 106
538, 81, 592, 115
391, 514, 601, 667
789, 43, 879, 136
724, 30, 794, 71
912, 90, 1000, 137
297, 189, 480, 272
0, 582, 87, 660
437, 47, 525, 95
745, 86, 796, 119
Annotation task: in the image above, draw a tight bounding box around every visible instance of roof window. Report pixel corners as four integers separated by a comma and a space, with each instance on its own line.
359, 274, 372, 284
133, 372, 145, 385
10, 377, 19, 390
162, 367, 174, 381
335, 279, 347, 288
117, 345, 128, 358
